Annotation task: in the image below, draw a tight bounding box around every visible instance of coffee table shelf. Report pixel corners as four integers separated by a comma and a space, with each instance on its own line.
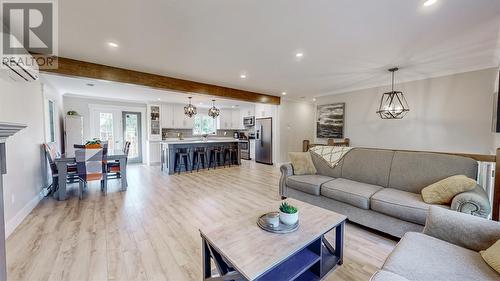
294, 270, 320, 281
258, 245, 320, 281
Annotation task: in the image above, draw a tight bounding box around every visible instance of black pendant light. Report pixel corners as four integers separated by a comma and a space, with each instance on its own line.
208, 99, 220, 118
376, 67, 409, 119
184, 97, 197, 118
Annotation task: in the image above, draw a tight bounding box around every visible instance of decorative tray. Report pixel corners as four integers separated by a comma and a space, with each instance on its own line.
257, 213, 299, 234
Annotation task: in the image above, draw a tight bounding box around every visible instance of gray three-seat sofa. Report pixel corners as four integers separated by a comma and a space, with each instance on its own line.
280, 148, 491, 238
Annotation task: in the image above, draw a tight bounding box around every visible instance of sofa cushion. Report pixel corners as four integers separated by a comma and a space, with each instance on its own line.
421, 175, 477, 204
341, 148, 394, 187
310, 152, 342, 178
481, 239, 500, 274
371, 188, 438, 225
289, 152, 317, 175
321, 178, 383, 209
286, 175, 334, 196
389, 151, 478, 194
383, 232, 500, 281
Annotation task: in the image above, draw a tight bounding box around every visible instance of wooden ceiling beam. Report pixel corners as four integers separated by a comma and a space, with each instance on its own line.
39, 56, 280, 105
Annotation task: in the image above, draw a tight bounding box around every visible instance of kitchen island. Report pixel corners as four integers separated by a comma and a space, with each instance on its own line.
160, 139, 241, 174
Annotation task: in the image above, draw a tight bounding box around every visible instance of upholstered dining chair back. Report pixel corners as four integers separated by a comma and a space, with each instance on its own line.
74, 143, 107, 182
43, 142, 60, 175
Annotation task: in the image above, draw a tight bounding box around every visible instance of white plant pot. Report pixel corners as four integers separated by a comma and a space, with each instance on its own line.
279, 211, 299, 225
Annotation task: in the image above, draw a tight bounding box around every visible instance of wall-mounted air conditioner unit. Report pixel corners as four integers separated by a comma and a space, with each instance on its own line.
0, 32, 39, 82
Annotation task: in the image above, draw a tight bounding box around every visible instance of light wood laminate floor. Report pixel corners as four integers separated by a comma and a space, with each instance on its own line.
7, 160, 396, 281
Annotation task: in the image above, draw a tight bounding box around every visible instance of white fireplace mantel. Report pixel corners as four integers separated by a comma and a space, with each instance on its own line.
0, 121, 26, 281
0, 122, 27, 142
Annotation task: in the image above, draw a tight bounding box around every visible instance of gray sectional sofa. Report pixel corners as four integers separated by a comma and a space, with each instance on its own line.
371, 206, 500, 281
280, 148, 492, 238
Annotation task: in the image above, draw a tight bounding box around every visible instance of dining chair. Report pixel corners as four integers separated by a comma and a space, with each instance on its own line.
43, 143, 78, 196
74, 143, 108, 199
107, 141, 131, 178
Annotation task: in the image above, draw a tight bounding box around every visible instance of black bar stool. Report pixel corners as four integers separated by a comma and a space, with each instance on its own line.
192, 147, 207, 172
175, 147, 192, 174
224, 144, 239, 167
208, 146, 224, 169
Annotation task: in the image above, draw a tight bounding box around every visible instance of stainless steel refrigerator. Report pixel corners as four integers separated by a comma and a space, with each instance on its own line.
255, 117, 273, 165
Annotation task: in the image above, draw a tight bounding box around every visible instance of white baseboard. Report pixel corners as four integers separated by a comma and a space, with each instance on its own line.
5, 191, 43, 238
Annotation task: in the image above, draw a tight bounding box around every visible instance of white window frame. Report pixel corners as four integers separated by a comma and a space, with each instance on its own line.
43, 97, 57, 143
192, 114, 217, 135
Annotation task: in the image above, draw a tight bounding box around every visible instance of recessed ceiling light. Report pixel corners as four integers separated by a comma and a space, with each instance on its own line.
423, 0, 437, 6
282, 92, 287, 96
86, 83, 94, 87
240, 74, 247, 79
157, 98, 161, 101
312, 98, 316, 102
295, 52, 304, 58
199, 102, 203, 105
231, 105, 235, 108
107, 42, 119, 48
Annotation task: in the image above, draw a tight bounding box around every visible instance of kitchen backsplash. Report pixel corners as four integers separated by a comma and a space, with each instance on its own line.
162, 128, 244, 140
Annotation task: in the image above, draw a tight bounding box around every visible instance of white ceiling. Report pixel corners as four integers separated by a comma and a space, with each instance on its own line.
55, 0, 500, 98
42, 73, 255, 108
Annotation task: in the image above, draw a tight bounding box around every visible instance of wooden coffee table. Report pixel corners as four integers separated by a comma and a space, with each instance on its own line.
199, 198, 347, 281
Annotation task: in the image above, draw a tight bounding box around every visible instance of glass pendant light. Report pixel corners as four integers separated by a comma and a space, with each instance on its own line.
184, 97, 197, 118
376, 67, 410, 119
208, 99, 220, 118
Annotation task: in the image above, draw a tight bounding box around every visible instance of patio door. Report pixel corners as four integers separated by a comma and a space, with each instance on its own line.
90, 108, 123, 151
122, 112, 142, 163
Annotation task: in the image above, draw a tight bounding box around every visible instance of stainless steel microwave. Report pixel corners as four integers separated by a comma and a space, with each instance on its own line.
243, 116, 255, 127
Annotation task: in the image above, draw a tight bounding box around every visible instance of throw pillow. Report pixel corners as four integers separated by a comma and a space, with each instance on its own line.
289, 152, 317, 175
480, 239, 500, 274
421, 175, 476, 204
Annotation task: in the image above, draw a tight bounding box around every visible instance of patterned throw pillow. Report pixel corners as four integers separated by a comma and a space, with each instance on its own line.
480, 239, 500, 274
289, 152, 317, 175
421, 175, 476, 204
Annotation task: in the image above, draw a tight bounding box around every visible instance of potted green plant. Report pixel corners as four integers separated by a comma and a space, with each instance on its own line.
279, 202, 299, 225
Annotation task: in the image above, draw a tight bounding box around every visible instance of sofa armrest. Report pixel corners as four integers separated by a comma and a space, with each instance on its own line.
279, 163, 293, 197
423, 206, 500, 251
451, 185, 491, 218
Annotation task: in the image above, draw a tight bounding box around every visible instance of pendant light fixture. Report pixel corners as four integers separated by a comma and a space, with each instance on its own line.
376, 67, 410, 119
184, 97, 197, 118
208, 99, 220, 118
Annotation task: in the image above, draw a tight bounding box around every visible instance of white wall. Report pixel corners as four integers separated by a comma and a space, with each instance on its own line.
0, 79, 55, 237
63, 96, 147, 162
314, 68, 498, 155
278, 99, 315, 163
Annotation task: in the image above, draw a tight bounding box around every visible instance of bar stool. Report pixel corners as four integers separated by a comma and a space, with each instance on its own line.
224, 144, 239, 167
175, 147, 192, 174
192, 147, 207, 172
208, 146, 225, 169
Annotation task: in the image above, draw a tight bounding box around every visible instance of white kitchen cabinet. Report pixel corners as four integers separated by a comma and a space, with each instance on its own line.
218, 109, 232, 129
147, 104, 161, 141
231, 109, 242, 129
146, 141, 161, 165
250, 139, 256, 160
173, 104, 195, 129
161, 104, 174, 128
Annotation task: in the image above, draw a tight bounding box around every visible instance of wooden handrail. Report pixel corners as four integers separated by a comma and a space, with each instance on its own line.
302, 140, 499, 221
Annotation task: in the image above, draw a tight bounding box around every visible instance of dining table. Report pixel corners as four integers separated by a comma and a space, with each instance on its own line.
54, 150, 128, 200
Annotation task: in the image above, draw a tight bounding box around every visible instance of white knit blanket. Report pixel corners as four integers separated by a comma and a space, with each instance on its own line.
309, 146, 353, 168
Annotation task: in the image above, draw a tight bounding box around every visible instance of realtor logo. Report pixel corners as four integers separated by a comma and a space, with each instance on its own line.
1, 0, 58, 69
